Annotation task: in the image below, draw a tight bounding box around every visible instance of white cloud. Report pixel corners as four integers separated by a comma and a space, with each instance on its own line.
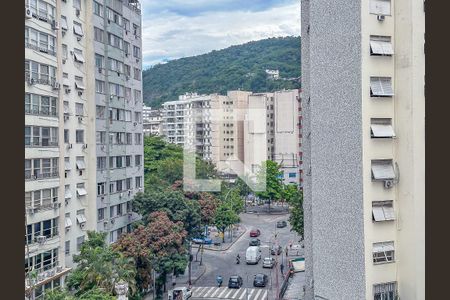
141, 2, 301, 68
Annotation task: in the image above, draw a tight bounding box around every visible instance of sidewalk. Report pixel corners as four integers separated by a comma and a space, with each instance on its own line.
191, 224, 247, 252
245, 203, 290, 215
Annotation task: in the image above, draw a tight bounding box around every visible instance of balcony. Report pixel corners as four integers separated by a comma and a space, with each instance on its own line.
25, 171, 59, 181
25, 43, 56, 57
25, 107, 58, 118
25, 262, 71, 292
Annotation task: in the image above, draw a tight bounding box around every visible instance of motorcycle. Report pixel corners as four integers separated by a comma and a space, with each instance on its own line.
236, 257, 240, 264
216, 275, 223, 287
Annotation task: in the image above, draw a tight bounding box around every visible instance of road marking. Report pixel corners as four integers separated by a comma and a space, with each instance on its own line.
217, 287, 229, 298
247, 288, 255, 300
260, 290, 268, 300
203, 287, 217, 298
253, 289, 263, 300
224, 288, 234, 298
209, 287, 223, 298
193, 287, 206, 296
233, 288, 246, 299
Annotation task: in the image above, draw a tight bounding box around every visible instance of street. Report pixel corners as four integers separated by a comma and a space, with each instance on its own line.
191, 212, 303, 299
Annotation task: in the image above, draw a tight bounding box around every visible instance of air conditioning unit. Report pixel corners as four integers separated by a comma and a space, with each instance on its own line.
128, 190, 132, 196
65, 199, 69, 205
125, 75, 130, 81
27, 77, 35, 85
98, 68, 102, 73
101, 196, 105, 201
125, 53, 128, 57
38, 273, 46, 281
76, 9, 80, 16
51, 20, 59, 30
52, 82, 60, 90
62, 58, 66, 64
377, 15, 385, 21
67, 143, 73, 149
78, 116, 83, 122
77, 36, 81, 41
82, 144, 88, 149
52, 202, 60, 209
136, 58, 139, 63
25, 5, 32, 19
117, 72, 120, 77
134, 122, 137, 126
384, 180, 394, 189
119, 193, 123, 198
56, 266, 63, 273
100, 145, 105, 151
48, 270, 56, 277
36, 236, 46, 244
111, 218, 115, 224
26, 207, 34, 215
78, 91, 83, 96
65, 88, 71, 94
80, 222, 86, 230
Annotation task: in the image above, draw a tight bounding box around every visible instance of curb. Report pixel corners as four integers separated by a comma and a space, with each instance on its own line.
190, 264, 207, 285
192, 225, 248, 252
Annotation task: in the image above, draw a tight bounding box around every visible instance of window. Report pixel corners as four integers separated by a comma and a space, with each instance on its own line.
60, 15, 68, 31
370, 77, 393, 97
134, 90, 141, 103
24, 27, 56, 56
97, 182, 106, 196
93, 1, 103, 17
76, 183, 87, 197
370, 118, 395, 138
135, 133, 142, 145
108, 33, 123, 49
95, 53, 104, 68
97, 157, 106, 170
116, 180, 123, 192
133, 23, 140, 37
133, 45, 141, 58
63, 101, 70, 114
25, 188, 58, 210
133, 67, 141, 80
135, 176, 142, 188
110, 206, 115, 218
373, 241, 395, 264
135, 155, 142, 166
24, 126, 58, 147
96, 131, 106, 144
370, 36, 393, 56
124, 65, 131, 77
134, 112, 142, 123
125, 110, 132, 122
373, 282, 397, 300
117, 203, 123, 216
371, 159, 395, 181
94, 27, 104, 43
65, 185, 72, 200
116, 156, 123, 168
98, 208, 105, 220
73, 48, 85, 63
96, 105, 105, 119
288, 172, 297, 178
76, 130, 84, 143
124, 41, 130, 55
64, 157, 71, 171
125, 155, 132, 167
76, 236, 85, 251
75, 103, 84, 116
76, 156, 86, 170
123, 18, 130, 31
73, 21, 84, 37
64, 129, 69, 143
369, 0, 391, 16
73, 0, 81, 10
372, 201, 395, 222
126, 133, 132, 144
25, 60, 56, 85
95, 80, 105, 93
75, 76, 85, 90
126, 178, 132, 190
65, 240, 70, 255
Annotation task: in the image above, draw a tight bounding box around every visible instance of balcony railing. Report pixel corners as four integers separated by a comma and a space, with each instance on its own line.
25, 43, 56, 57
25, 171, 59, 181
25, 107, 58, 117
25, 262, 70, 290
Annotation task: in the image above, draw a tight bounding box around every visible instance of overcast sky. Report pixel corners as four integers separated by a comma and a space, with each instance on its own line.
140, 0, 301, 69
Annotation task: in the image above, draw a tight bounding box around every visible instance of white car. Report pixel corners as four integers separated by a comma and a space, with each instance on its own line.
168, 287, 192, 300
262, 257, 276, 268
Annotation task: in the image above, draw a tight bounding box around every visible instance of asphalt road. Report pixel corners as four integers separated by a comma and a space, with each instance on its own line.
193, 213, 302, 299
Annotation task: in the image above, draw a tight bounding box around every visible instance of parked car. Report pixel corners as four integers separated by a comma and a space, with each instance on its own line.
249, 229, 261, 237
276, 220, 287, 228
192, 237, 213, 245
249, 238, 261, 246
168, 287, 192, 300
262, 257, 276, 268
253, 273, 268, 287
271, 245, 282, 255
228, 275, 243, 288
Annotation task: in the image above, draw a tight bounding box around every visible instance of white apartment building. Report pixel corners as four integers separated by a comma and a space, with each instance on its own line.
143, 106, 162, 136
301, 0, 425, 299
25, 1, 143, 298
244, 90, 301, 185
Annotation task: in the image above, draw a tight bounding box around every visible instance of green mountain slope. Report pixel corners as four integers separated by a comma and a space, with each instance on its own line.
143, 36, 301, 108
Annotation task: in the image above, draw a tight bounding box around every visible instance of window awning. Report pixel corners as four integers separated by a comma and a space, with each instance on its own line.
370, 77, 394, 97
76, 214, 87, 224
382, 205, 395, 220
371, 161, 395, 180
372, 243, 384, 253
76, 187, 87, 197
372, 206, 385, 222
65, 189, 72, 199
383, 243, 395, 252
75, 81, 85, 90
76, 159, 86, 170
73, 52, 85, 63
64, 160, 71, 171
73, 24, 84, 37
63, 78, 70, 87
65, 217, 72, 228
372, 202, 395, 222
370, 40, 394, 56
371, 124, 395, 138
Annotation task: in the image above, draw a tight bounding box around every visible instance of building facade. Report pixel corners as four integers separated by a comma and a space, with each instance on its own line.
142, 106, 163, 136
301, 0, 425, 299
25, 1, 143, 298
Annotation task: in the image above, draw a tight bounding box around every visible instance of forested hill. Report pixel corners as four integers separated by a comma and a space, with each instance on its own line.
142, 36, 301, 108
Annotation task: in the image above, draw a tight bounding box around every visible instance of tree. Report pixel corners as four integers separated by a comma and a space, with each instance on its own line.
198, 193, 220, 226
44, 287, 115, 300
255, 161, 284, 211
132, 190, 202, 239
66, 231, 137, 297
214, 205, 240, 243
285, 188, 304, 237
114, 212, 187, 294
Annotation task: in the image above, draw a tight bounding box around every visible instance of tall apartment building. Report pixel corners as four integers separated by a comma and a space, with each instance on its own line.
142, 106, 163, 136
301, 0, 425, 299
244, 90, 301, 185
25, 1, 143, 298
